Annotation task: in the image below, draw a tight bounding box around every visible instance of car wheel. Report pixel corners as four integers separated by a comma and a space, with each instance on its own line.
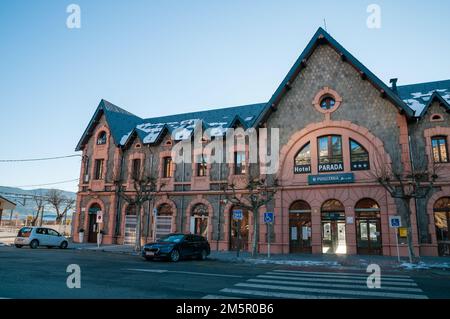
60, 241, 68, 249
15, 245, 23, 248
30, 240, 39, 249
198, 249, 208, 261
144, 256, 154, 261
170, 249, 180, 262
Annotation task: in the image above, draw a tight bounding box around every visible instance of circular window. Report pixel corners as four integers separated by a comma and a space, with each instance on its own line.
320, 97, 336, 110
313, 87, 342, 114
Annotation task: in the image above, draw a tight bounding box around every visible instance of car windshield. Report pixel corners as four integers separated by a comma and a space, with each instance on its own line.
18, 227, 32, 238
158, 234, 184, 243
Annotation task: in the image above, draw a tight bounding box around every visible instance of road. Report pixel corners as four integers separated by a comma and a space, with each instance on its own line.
0, 246, 449, 299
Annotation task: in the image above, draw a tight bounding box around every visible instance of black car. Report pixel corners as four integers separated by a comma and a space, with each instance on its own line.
142, 233, 211, 262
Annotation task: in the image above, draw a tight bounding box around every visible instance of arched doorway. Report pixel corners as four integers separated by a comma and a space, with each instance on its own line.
355, 199, 382, 255
190, 204, 209, 238
433, 197, 450, 256
289, 201, 312, 253
87, 204, 101, 243
155, 204, 173, 240
321, 199, 346, 254
229, 206, 249, 251
123, 204, 137, 245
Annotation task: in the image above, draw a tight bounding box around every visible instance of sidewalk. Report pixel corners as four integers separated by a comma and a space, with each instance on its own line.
70, 241, 450, 271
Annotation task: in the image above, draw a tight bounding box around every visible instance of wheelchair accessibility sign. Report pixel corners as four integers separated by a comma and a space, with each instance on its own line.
264, 212, 274, 224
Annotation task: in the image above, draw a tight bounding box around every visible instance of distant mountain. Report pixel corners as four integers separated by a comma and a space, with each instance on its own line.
0, 186, 76, 221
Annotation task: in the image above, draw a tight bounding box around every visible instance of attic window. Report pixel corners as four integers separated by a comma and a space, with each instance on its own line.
135, 144, 141, 148
431, 114, 444, 122
96, 131, 107, 145
313, 87, 342, 114
166, 140, 173, 146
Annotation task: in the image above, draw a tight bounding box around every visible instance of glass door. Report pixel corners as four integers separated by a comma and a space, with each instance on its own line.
356, 218, 382, 255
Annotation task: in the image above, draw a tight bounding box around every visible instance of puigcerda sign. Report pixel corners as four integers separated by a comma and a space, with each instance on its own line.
308, 173, 354, 185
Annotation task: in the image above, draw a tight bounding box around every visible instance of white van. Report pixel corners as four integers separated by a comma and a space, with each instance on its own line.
15, 227, 68, 249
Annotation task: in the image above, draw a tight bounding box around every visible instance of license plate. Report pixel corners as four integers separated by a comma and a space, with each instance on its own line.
145, 251, 155, 256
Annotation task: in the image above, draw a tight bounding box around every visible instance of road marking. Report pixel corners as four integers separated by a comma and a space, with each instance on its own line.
273, 269, 411, 279
220, 288, 345, 299
248, 279, 423, 292
234, 283, 428, 299
202, 294, 242, 299
260, 274, 418, 286
266, 271, 414, 282
126, 269, 168, 273
126, 268, 243, 278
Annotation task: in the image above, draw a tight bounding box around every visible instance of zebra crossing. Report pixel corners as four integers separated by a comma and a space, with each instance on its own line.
203, 269, 428, 299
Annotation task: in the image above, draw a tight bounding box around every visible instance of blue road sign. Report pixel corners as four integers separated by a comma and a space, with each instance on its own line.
264, 212, 274, 224
233, 210, 243, 220
389, 216, 402, 228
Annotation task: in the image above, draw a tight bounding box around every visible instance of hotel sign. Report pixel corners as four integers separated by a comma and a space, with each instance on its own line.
318, 163, 344, 173
308, 173, 354, 185
294, 165, 311, 174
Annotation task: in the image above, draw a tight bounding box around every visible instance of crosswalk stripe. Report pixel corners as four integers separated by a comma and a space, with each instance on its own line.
202, 295, 242, 299
234, 283, 428, 299
259, 274, 418, 286
266, 271, 414, 282
220, 288, 346, 299
247, 279, 424, 293
273, 269, 411, 279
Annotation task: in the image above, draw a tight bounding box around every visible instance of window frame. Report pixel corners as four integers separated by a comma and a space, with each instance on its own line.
131, 158, 141, 181
234, 151, 246, 175
317, 135, 344, 172
96, 131, 107, 145
431, 136, 449, 163
349, 139, 370, 171
294, 142, 312, 174
163, 157, 174, 178
94, 159, 104, 180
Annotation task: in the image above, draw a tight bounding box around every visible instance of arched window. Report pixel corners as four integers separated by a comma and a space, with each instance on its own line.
97, 131, 107, 145
317, 135, 343, 172
294, 143, 311, 174
350, 139, 370, 171
433, 197, 450, 256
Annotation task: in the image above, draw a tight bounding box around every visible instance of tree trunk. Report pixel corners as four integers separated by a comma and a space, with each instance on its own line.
251, 208, 259, 257
135, 204, 142, 252
403, 199, 416, 263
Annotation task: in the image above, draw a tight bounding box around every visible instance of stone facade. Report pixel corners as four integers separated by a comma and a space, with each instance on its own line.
73, 28, 450, 257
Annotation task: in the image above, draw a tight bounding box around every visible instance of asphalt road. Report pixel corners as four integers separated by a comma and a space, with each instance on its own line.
0, 246, 449, 299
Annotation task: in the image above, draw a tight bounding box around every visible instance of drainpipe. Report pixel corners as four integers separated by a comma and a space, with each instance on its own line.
114, 149, 125, 238
217, 161, 222, 251
408, 126, 422, 245
180, 161, 185, 233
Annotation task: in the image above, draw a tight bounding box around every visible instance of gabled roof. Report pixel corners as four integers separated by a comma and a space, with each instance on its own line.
256, 27, 415, 125
397, 80, 450, 117
75, 99, 142, 151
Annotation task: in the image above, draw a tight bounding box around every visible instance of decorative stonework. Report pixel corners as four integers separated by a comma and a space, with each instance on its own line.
312, 87, 343, 114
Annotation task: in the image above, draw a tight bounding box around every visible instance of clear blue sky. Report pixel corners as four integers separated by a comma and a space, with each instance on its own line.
0, 0, 449, 192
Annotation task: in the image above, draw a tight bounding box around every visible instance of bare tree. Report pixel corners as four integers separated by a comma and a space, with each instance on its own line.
372, 152, 441, 263
31, 195, 46, 226
222, 174, 278, 257
46, 189, 75, 225
115, 176, 162, 252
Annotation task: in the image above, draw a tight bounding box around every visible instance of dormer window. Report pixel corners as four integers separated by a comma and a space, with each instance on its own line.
97, 131, 107, 145
431, 114, 444, 122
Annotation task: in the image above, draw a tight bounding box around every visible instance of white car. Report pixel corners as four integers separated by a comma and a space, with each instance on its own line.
15, 227, 69, 249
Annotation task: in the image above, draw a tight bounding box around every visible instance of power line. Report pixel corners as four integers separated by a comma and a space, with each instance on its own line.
9, 178, 79, 188
0, 154, 81, 163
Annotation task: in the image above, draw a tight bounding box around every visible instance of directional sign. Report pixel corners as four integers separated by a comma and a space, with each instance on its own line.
232, 209, 243, 220
264, 212, 274, 224
389, 216, 402, 228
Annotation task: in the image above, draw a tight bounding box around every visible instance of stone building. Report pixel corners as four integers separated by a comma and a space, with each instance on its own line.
73, 28, 450, 257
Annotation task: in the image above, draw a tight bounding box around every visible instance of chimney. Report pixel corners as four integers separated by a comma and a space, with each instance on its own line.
390, 78, 398, 94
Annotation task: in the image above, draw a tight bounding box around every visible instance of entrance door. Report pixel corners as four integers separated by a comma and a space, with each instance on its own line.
321, 199, 346, 254
357, 218, 382, 255
88, 214, 97, 243
355, 199, 382, 255
124, 215, 137, 245
230, 208, 249, 251
289, 200, 312, 253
